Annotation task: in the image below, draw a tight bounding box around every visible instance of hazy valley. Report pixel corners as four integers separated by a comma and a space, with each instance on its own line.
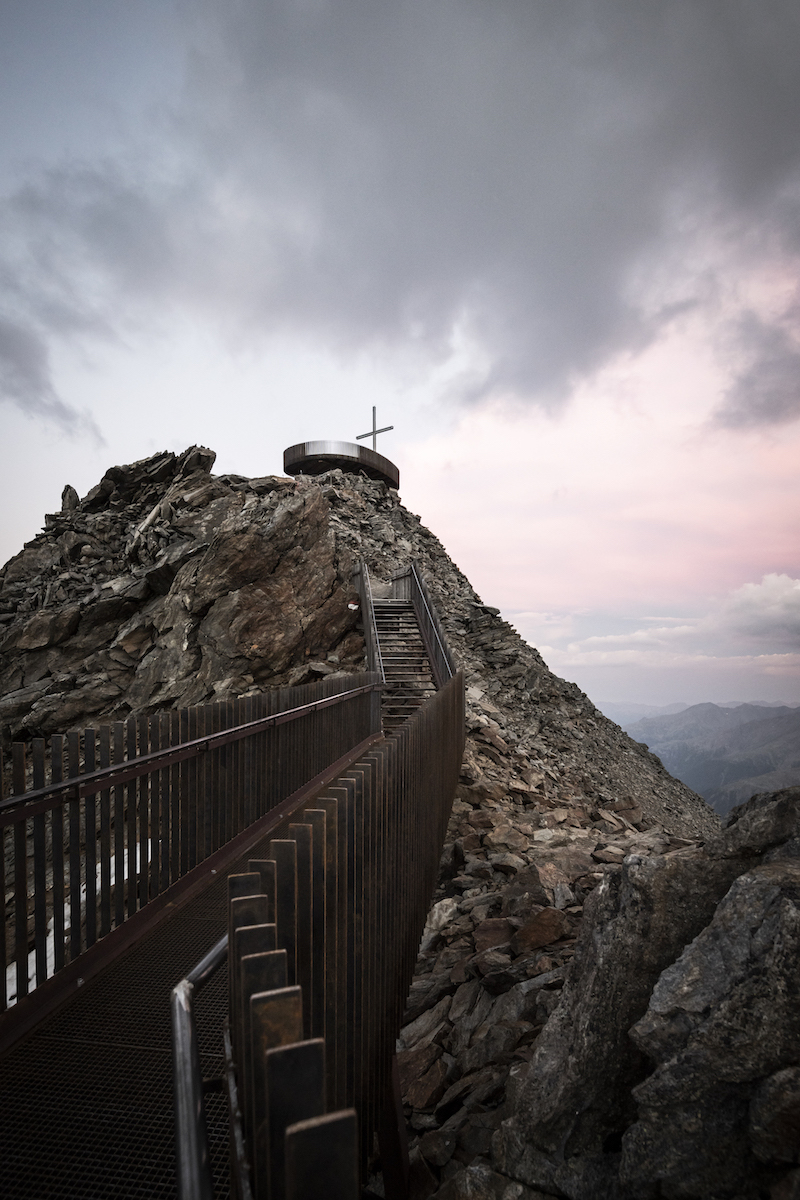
607, 701, 800, 815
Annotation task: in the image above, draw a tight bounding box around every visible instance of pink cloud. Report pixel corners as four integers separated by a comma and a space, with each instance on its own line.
400, 328, 800, 617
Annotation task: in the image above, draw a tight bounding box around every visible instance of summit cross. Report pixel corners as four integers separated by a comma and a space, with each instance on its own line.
356, 406, 393, 452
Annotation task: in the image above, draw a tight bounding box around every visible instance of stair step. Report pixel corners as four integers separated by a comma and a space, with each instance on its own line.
371, 593, 439, 731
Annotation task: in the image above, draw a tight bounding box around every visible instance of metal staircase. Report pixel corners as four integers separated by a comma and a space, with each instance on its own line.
372, 597, 437, 732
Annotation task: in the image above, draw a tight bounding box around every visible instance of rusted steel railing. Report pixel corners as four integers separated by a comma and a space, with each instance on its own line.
392, 561, 456, 687
353, 560, 385, 684
355, 558, 455, 690
1, 673, 381, 1012
173, 668, 465, 1199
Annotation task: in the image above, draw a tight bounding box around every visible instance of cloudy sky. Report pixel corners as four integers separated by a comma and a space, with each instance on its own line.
1, 0, 799, 708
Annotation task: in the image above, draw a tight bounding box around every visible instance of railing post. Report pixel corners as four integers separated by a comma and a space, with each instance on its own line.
230, 895, 272, 1055
99, 726, 112, 937
285, 1110, 359, 1200
239, 946, 287, 1161
264, 1039, 326, 1200
68, 731, 81, 958
302, 811, 328, 1040
228, 873, 263, 1047
84, 729, 97, 947
250, 985, 304, 1200
31, 739, 48, 989
270, 840, 298, 985
51, 735, 66, 973
12, 744, 28, 1001
289, 823, 314, 1036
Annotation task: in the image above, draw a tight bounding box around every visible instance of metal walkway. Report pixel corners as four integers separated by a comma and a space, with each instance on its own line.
0, 560, 461, 1200
0, 834, 275, 1199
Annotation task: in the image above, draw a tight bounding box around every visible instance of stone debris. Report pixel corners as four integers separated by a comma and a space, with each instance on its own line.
0, 449, 367, 742
398, 780, 798, 1200
7, 448, 785, 1200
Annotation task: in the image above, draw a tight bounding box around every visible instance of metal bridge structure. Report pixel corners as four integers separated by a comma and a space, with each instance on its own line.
0, 561, 464, 1199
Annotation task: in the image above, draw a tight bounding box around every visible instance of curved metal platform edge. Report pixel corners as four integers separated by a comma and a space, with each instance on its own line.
283, 441, 399, 488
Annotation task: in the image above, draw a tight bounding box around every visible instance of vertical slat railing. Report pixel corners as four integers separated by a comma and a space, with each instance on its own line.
51, 735, 66, 973
113, 724, 126, 929
68, 732, 81, 960
99, 726, 112, 938
84, 729, 97, 949
32, 741, 47, 988
353, 561, 385, 685
189, 666, 465, 1199
0, 759, 6, 1011
1, 673, 381, 1014
13, 745, 27, 1001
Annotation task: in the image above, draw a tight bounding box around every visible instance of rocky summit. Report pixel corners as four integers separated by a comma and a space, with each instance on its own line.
2, 447, 797, 1200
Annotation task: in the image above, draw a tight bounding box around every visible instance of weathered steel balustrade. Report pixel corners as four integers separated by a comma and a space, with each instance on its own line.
174, 669, 465, 1199
1, 673, 381, 1015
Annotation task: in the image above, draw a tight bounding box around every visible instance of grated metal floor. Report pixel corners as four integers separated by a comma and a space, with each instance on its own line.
0, 858, 263, 1198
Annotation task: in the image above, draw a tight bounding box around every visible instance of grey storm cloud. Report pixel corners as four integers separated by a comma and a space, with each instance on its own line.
717, 313, 800, 427
0, 315, 92, 432
3, 0, 800, 420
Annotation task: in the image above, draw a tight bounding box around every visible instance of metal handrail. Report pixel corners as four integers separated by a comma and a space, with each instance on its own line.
2, 674, 382, 1014
409, 562, 455, 682
175, 667, 466, 1199
1, 683, 382, 821
392, 561, 456, 688
353, 560, 385, 684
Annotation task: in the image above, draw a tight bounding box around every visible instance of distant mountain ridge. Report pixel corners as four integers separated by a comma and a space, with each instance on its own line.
598, 698, 797, 727
597, 700, 690, 725
623, 702, 800, 814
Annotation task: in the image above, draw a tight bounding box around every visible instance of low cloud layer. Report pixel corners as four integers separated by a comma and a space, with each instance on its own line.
721, 574, 800, 646
516, 575, 800, 703
3, 1, 800, 427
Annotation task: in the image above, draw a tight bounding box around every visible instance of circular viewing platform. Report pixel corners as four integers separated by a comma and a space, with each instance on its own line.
283, 440, 399, 488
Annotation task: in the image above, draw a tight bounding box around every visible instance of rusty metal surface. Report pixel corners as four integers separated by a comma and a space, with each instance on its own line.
264, 1039, 326, 1199
1, 778, 380, 1199
353, 560, 385, 686
2, 674, 381, 1022
1, 886, 231, 1199
0, 727, 383, 1058
372, 598, 437, 731
224, 1019, 254, 1200
285, 1109, 359, 1200
1, 682, 381, 819
214, 666, 466, 1196
358, 557, 454, 731
4, 554, 464, 1198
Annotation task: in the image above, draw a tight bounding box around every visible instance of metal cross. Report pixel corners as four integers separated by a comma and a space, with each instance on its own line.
356, 406, 393, 452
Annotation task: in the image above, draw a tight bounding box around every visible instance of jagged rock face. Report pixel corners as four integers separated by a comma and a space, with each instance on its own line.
622, 859, 800, 1198
492, 787, 800, 1200
0, 447, 717, 848
3, 445, 743, 1197
0, 449, 370, 738
508, 852, 750, 1154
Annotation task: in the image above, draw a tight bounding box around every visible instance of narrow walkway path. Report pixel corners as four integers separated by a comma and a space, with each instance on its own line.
373, 599, 436, 732
0, 838, 280, 1199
